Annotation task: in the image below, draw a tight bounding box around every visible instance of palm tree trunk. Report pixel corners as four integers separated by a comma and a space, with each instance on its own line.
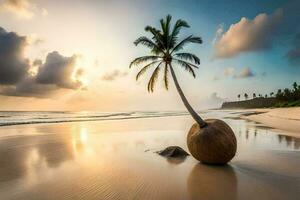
169, 64, 207, 128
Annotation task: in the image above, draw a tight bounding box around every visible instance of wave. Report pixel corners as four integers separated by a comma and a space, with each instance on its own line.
0, 111, 191, 127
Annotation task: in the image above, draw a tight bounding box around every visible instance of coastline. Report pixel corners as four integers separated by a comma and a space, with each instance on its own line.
240, 107, 300, 137
0, 110, 299, 199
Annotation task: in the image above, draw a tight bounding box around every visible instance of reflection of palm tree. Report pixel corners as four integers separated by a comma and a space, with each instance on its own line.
130, 15, 206, 127
277, 134, 283, 143
285, 135, 292, 147
245, 128, 249, 140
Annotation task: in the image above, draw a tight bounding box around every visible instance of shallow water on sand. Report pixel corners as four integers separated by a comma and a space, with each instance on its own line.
0, 110, 299, 200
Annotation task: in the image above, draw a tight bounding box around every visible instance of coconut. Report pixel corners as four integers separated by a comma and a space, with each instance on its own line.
187, 119, 237, 164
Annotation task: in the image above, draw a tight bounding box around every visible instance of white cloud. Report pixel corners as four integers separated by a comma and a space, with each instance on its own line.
214, 9, 283, 58
0, 0, 34, 19
212, 23, 224, 45
102, 69, 128, 81
0, 0, 48, 19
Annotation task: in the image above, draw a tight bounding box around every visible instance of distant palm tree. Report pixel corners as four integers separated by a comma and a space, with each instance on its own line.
270, 92, 274, 97
293, 82, 298, 91
265, 94, 268, 98
253, 93, 256, 99
130, 15, 206, 127
244, 93, 248, 100
237, 94, 241, 101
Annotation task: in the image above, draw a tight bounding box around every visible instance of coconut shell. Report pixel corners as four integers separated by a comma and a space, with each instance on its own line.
187, 119, 237, 164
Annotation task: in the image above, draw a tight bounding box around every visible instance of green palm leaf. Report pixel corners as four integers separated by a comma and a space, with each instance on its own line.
136, 60, 161, 81
160, 15, 172, 48
176, 60, 196, 78
169, 19, 190, 48
173, 58, 199, 69
134, 36, 159, 51
174, 53, 200, 65
145, 26, 165, 51
147, 62, 162, 92
171, 35, 202, 53
129, 56, 161, 68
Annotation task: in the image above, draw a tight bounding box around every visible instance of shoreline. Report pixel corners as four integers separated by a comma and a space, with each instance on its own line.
239, 107, 300, 137
0, 109, 299, 199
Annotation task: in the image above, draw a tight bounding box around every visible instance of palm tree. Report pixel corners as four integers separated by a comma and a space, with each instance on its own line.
244, 93, 248, 100
237, 94, 241, 101
253, 93, 256, 99
270, 92, 274, 97
292, 82, 299, 93
130, 15, 206, 128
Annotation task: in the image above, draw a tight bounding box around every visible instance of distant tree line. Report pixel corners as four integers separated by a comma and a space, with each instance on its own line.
236, 82, 300, 107
276, 82, 300, 102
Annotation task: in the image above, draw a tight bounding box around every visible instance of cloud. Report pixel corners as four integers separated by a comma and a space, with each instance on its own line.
36, 51, 83, 89
33, 59, 42, 66
0, 0, 48, 19
285, 33, 300, 66
0, 0, 35, 19
102, 69, 128, 81
234, 67, 254, 78
0, 77, 58, 97
0, 26, 84, 97
214, 9, 283, 58
212, 23, 224, 45
0, 27, 29, 84
200, 92, 225, 109
214, 67, 255, 80
223, 67, 235, 77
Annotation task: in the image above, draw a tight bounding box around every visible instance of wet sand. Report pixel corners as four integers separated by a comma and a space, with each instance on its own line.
241, 108, 300, 136
0, 111, 299, 200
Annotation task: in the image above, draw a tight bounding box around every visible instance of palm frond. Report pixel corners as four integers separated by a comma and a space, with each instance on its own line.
175, 60, 196, 78
174, 53, 200, 65
163, 63, 169, 90
173, 58, 199, 69
129, 56, 161, 68
160, 15, 172, 48
171, 35, 202, 53
147, 62, 162, 92
134, 36, 158, 49
169, 19, 190, 48
145, 26, 166, 51
136, 60, 161, 81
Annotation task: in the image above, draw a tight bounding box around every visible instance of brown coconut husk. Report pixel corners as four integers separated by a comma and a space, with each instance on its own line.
187, 119, 237, 165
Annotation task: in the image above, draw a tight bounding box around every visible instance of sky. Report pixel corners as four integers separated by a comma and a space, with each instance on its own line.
0, 0, 299, 111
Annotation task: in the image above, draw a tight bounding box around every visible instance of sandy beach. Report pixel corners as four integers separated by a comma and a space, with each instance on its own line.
0, 110, 299, 200
241, 108, 300, 136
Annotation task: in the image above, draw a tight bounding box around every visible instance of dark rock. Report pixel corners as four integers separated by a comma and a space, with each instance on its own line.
157, 146, 189, 158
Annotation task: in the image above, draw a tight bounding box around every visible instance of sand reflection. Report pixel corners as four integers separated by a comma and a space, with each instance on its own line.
187, 164, 237, 200
0, 132, 74, 182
